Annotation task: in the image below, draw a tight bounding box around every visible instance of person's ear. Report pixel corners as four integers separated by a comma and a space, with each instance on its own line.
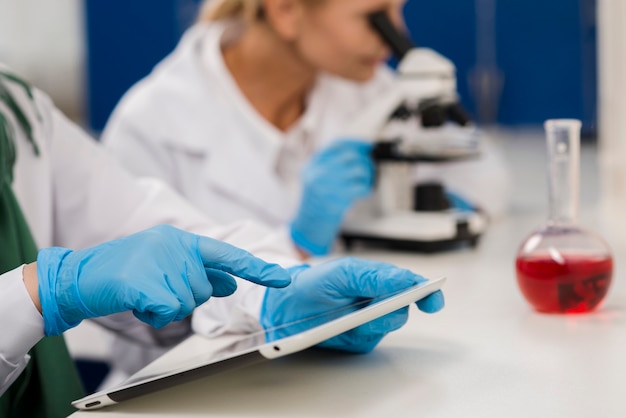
262, 0, 305, 40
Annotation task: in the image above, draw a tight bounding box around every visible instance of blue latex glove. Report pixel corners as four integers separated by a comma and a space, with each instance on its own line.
445, 190, 476, 212
261, 257, 444, 354
37, 225, 292, 336
290, 139, 374, 256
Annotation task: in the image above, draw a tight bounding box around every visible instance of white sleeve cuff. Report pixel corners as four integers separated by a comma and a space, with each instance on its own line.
191, 278, 266, 337
190, 224, 303, 337
0, 265, 44, 396
0, 354, 30, 397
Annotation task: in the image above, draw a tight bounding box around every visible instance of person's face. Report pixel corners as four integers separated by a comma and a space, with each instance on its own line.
266, 0, 407, 82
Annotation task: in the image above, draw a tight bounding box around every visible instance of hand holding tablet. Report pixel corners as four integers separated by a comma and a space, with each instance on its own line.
73, 258, 445, 410
261, 257, 445, 354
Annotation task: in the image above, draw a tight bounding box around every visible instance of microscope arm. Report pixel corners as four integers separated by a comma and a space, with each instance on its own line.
343, 48, 459, 140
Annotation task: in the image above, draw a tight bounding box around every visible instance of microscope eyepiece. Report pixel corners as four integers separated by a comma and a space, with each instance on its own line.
368, 10, 414, 60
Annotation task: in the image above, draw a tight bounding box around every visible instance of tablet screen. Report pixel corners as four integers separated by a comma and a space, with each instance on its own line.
123, 286, 408, 385
74, 277, 444, 409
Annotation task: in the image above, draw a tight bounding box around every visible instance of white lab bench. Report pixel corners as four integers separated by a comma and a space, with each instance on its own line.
68, 134, 626, 417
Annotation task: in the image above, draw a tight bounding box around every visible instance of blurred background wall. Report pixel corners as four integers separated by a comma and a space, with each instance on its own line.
598, 0, 626, 209
0, 0, 85, 121
405, 0, 597, 136
0, 0, 599, 136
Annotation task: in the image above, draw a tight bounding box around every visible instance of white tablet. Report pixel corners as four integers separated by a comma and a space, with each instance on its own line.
72, 277, 445, 410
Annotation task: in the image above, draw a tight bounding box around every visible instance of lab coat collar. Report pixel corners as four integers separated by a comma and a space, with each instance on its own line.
149, 23, 330, 224
193, 21, 329, 223
203, 21, 331, 156
201, 21, 282, 160
159, 22, 326, 156
194, 22, 293, 223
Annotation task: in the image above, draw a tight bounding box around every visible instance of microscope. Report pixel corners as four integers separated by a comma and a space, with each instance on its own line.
340, 11, 489, 252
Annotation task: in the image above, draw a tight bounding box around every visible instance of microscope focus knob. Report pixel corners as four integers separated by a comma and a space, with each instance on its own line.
413, 182, 451, 212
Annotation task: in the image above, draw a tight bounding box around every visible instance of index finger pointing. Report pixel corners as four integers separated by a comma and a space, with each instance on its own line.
197, 236, 292, 288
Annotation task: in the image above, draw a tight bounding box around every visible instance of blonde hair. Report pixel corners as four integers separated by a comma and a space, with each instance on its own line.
198, 0, 264, 23
198, 0, 323, 23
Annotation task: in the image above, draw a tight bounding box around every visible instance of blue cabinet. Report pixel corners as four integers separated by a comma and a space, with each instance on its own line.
85, 0, 596, 134
84, 0, 200, 131
404, 0, 596, 133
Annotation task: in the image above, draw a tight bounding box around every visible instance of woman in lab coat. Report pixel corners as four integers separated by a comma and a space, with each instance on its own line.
101, 0, 507, 385
0, 69, 443, 417
103, 0, 511, 257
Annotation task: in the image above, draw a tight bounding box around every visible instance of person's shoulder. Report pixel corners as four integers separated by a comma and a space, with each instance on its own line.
107, 26, 221, 134
0, 67, 56, 149
113, 29, 206, 114
0, 67, 52, 117
103, 25, 230, 151
126, 22, 225, 99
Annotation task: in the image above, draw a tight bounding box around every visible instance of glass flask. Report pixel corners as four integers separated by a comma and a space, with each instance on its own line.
515, 119, 613, 313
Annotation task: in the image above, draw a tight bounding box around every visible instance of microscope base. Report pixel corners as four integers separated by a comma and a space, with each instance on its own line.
340, 210, 487, 253
341, 232, 481, 253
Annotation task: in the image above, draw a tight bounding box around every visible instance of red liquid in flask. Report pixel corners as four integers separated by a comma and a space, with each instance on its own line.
515, 253, 613, 313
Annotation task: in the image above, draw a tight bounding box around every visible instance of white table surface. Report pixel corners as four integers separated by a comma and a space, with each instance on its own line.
69, 136, 626, 417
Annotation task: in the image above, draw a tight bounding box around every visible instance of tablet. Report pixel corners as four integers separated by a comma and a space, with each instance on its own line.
72, 277, 445, 410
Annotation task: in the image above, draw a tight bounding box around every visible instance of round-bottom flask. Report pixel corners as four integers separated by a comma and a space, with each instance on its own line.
516, 226, 612, 313
515, 120, 613, 313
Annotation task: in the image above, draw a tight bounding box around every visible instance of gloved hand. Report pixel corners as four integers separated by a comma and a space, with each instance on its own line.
37, 225, 292, 336
261, 257, 444, 354
445, 190, 476, 212
290, 139, 374, 256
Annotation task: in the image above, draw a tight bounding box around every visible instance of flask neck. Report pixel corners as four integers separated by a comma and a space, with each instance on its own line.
545, 120, 581, 226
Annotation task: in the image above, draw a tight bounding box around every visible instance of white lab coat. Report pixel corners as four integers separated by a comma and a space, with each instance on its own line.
102, 22, 398, 229
103, 22, 511, 227
100, 20, 510, 378
0, 70, 300, 396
